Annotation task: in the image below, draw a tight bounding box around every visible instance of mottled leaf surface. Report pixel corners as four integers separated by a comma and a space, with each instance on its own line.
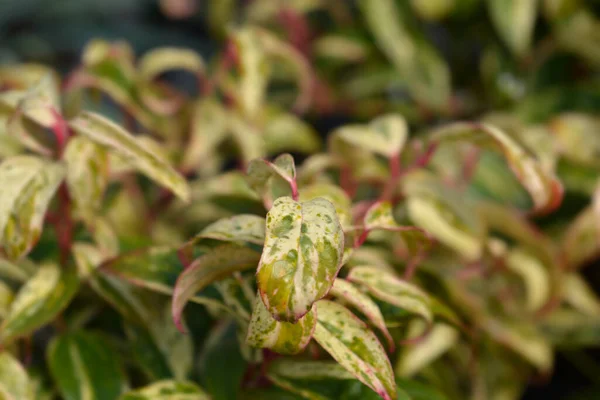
257, 196, 344, 322
313, 300, 396, 400
196, 214, 265, 245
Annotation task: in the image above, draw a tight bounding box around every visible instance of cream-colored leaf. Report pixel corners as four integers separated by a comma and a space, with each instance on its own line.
0, 352, 32, 400
119, 380, 210, 400
138, 48, 204, 81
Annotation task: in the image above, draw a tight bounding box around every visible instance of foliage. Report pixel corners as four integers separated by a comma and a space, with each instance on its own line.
0, 0, 599, 399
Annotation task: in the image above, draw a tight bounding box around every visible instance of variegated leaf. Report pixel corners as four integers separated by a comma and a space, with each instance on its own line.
330, 278, 394, 351
47, 332, 127, 400
195, 214, 265, 245
119, 380, 210, 400
331, 114, 408, 159
429, 122, 563, 215
313, 300, 396, 400
487, 0, 537, 57
299, 183, 352, 230
138, 48, 205, 81
257, 196, 344, 322
359, 0, 451, 111
246, 294, 316, 355
63, 137, 109, 216
395, 322, 459, 377
247, 153, 297, 203
347, 266, 432, 323
172, 244, 261, 331
0, 156, 65, 260
69, 111, 190, 202
1, 263, 79, 342
0, 352, 33, 400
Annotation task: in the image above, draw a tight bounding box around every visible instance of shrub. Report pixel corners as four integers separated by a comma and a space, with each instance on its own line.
0, 0, 599, 399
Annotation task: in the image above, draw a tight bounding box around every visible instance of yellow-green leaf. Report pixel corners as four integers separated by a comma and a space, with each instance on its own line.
487, 0, 538, 57
257, 196, 344, 322
119, 380, 210, 400
138, 48, 205, 82
194, 214, 266, 245
0, 352, 32, 400
1, 263, 79, 342
246, 294, 316, 355
313, 300, 396, 400
247, 153, 297, 202
299, 183, 352, 230
69, 111, 190, 202
0, 156, 65, 260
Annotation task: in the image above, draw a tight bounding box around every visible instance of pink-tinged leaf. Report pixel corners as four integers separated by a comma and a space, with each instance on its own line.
246, 294, 316, 355
313, 300, 397, 400
330, 278, 394, 351
430, 122, 563, 215
172, 244, 260, 332
247, 153, 298, 204
257, 196, 344, 322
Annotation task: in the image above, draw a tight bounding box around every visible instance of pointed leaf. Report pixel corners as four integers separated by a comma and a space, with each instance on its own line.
172, 244, 261, 331
247, 154, 297, 201
138, 48, 205, 81
505, 247, 550, 312
69, 111, 190, 202
246, 294, 316, 355
330, 278, 394, 351
487, 0, 537, 57
257, 196, 344, 322
1, 263, 79, 342
348, 266, 432, 323
0, 156, 65, 259
313, 300, 396, 400
119, 380, 209, 400
47, 331, 126, 400
430, 122, 563, 215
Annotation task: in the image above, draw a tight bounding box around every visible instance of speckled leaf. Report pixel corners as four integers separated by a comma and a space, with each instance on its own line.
313, 300, 396, 400
332, 114, 407, 158
247, 154, 297, 202
0, 352, 32, 400
119, 380, 210, 400
0, 156, 65, 260
359, 0, 451, 111
395, 322, 459, 377
195, 215, 265, 245
487, 0, 537, 57
348, 266, 432, 323
172, 244, 261, 331
330, 278, 393, 351
138, 48, 205, 81
299, 183, 352, 230
47, 331, 126, 400
69, 111, 190, 202
430, 122, 563, 215
246, 294, 316, 355
1, 263, 79, 342
257, 196, 344, 322
63, 137, 109, 216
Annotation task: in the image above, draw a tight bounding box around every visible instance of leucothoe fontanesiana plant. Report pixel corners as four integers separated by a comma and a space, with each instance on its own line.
0, 0, 599, 399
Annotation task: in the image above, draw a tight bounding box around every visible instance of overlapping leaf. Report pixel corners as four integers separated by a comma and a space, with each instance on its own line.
119, 380, 210, 400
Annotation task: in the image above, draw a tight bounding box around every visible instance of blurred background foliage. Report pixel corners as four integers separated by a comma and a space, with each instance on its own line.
1, 0, 600, 398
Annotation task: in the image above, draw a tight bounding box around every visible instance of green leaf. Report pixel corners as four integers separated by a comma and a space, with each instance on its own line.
429, 122, 563, 215
229, 112, 266, 165
138, 48, 205, 82
395, 322, 459, 377
331, 114, 408, 159
119, 380, 209, 400
347, 266, 432, 323
1, 263, 79, 342
562, 202, 600, 269
257, 196, 344, 322
487, 0, 537, 57
563, 273, 600, 317
0, 281, 13, 320
0, 352, 33, 400
246, 294, 316, 355
505, 247, 550, 312
47, 331, 127, 400
263, 107, 321, 155
329, 278, 394, 351
195, 214, 265, 245
69, 111, 190, 202
299, 183, 352, 230
63, 137, 109, 216
358, 0, 451, 111
313, 300, 396, 400
395, 377, 449, 400
0, 156, 65, 260
172, 244, 261, 331
247, 154, 297, 203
